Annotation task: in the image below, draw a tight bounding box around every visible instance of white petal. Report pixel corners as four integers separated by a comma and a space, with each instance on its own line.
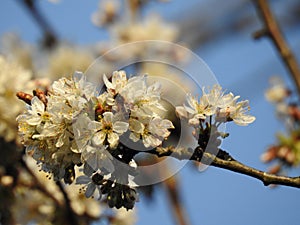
76, 175, 91, 184
143, 135, 161, 148
100, 154, 114, 173
108, 132, 119, 148
92, 131, 106, 146
27, 116, 42, 125
83, 163, 95, 176
161, 119, 174, 129
103, 112, 113, 122
129, 132, 140, 142
129, 119, 144, 134
55, 133, 66, 148
88, 120, 102, 131
194, 113, 207, 120
103, 74, 114, 89
176, 106, 188, 118
113, 121, 129, 134
189, 117, 201, 126
233, 115, 256, 126
129, 159, 137, 168
96, 187, 102, 200
184, 104, 197, 114
85, 183, 96, 198
85, 154, 98, 171
31, 97, 45, 114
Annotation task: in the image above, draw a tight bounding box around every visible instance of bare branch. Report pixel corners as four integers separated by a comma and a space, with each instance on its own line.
252, 0, 300, 96
141, 148, 300, 189
210, 151, 300, 188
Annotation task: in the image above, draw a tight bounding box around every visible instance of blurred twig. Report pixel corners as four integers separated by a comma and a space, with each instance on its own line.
56, 181, 80, 225
150, 156, 190, 225
253, 0, 300, 96
22, 158, 81, 225
20, 158, 61, 205
17, 0, 58, 48
163, 176, 190, 225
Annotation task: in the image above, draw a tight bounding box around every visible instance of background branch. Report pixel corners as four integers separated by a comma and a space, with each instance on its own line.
252, 0, 300, 96
56, 181, 81, 225
17, 0, 58, 48
20, 158, 61, 206
163, 176, 190, 225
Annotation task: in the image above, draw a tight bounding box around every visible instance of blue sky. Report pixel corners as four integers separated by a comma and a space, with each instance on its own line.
1, 1, 300, 225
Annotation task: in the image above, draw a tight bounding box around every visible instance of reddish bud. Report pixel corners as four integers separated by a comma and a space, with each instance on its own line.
33, 89, 47, 105
16, 92, 33, 105
286, 151, 296, 165
268, 164, 281, 175
261, 146, 278, 162
95, 103, 104, 117
288, 104, 300, 121
277, 146, 289, 159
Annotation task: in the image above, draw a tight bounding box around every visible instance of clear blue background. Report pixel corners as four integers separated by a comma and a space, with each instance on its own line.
1, 0, 300, 225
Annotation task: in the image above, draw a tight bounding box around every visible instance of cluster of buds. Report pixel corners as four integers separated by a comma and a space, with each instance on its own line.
261, 131, 300, 174
262, 76, 300, 175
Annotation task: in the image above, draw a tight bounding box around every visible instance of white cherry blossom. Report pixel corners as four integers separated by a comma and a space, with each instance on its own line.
176, 85, 255, 126
219, 100, 256, 126
103, 70, 128, 95
90, 112, 129, 149
129, 116, 174, 148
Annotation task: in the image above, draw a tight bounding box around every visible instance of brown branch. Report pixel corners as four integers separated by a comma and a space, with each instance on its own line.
252, 0, 300, 96
143, 148, 300, 188
209, 152, 300, 188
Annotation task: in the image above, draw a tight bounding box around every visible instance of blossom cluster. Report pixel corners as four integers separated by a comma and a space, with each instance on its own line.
17, 70, 256, 209
17, 70, 174, 209
176, 85, 255, 153
176, 85, 256, 127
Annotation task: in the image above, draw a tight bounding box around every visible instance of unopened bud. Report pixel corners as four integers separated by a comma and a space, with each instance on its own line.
261, 146, 278, 162
33, 89, 47, 105
16, 92, 33, 105
277, 146, 289, 158
268, 165, 281, 175
286, 151, 296, 164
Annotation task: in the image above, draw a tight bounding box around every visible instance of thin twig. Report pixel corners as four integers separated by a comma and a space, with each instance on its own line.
141, 148, 300, 188
252, 0, 300, 96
